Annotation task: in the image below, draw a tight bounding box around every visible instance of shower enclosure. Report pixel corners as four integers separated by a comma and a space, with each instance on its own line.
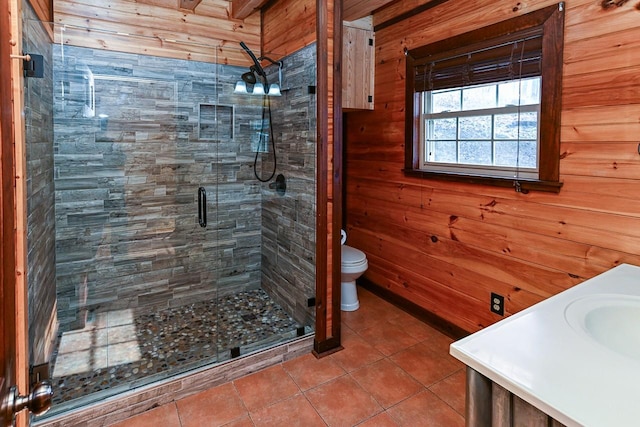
23, 11, 316, 419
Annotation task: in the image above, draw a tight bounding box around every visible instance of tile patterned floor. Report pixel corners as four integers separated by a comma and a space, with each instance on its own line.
51, 289, 301, 407
109, 287, 466, 426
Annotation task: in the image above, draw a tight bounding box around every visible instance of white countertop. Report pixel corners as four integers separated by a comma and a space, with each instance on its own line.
450, 263, 640, 427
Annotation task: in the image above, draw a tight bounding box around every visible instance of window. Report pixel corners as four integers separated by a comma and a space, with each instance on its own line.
404, 4, 565, 193
423, 77, 541, 179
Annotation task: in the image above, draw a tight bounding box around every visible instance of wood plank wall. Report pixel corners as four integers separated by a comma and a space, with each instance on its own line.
262, 0, 316, 55
53, 0, 261, 65
345, 0, 640, 333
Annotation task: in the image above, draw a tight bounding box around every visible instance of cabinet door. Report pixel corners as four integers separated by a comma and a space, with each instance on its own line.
342, 25, 374, 110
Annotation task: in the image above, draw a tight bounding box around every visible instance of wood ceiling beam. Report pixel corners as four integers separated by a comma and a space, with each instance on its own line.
231, 0, 269, 19
343, 0, 396, 22
179, 0, 202, 11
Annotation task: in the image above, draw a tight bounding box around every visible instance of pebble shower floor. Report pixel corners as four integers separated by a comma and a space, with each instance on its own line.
50, 289, 301, 406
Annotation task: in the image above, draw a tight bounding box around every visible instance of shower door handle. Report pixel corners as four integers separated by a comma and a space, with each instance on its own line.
198, 187, 207, 228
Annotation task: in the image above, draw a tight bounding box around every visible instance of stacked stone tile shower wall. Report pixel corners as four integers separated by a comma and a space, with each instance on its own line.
261, 44, 317, 328
24, 3, 58, 365
53, 46, 273, 332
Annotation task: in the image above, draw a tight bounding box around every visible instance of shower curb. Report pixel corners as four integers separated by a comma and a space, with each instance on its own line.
34, 335, 314, 427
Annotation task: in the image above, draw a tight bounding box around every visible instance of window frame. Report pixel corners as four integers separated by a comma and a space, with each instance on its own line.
404, 4, 565, 193
420, 78, 541, 178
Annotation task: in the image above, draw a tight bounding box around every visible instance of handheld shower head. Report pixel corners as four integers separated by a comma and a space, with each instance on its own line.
239, 42, 266, 79
237, 41, 284, 97
237, 42, 284, 183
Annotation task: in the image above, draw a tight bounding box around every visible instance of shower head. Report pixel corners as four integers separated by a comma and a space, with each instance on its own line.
241, 70, 257, 84
236, 42, 284, 97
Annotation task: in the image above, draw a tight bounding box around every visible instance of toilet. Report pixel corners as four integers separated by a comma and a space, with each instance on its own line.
340, 230, 368, 311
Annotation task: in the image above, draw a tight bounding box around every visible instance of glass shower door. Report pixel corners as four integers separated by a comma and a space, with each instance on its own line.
22, 22, 317, 420
46, 42, 224, 413
212, 44, 318, 362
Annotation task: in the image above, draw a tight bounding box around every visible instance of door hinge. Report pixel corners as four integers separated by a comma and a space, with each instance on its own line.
30, 363, 50, 386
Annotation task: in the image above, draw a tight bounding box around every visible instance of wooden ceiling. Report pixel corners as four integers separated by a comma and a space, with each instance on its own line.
179, 0, 203, 10
139, 0, 398, 21
230, 0, 397, 21
137, 0, 203, 11
343, 0, 396, 21
230, 0, 268, 19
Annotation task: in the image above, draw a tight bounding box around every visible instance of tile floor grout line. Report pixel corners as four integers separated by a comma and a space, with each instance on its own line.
381, 384, 428, 413
426, 367, 466, 417
298, 368, 347, 395
280, 359, 303, 392
433, 366, 465, 383
345, 369, 386, 412
170, 400, 184, 427
423, 386, 463, 413
298, 391, 329, 427
245, 407, 257, 427
108, 288, 465, 427
230, 380, 252, 424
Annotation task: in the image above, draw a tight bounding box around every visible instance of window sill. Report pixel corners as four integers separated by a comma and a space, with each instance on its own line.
403, 169, 563, 193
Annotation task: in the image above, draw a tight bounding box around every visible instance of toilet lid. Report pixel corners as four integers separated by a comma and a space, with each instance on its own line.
342, 245, 366, 264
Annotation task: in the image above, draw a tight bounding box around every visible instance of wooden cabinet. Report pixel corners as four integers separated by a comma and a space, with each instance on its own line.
466, 368, 566, 427
342, 21, 375, 110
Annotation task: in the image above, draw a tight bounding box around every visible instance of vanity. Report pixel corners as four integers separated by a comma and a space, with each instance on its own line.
450, 263, 640, 427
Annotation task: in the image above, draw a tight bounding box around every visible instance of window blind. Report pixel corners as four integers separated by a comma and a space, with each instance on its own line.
412, 28, 543, 92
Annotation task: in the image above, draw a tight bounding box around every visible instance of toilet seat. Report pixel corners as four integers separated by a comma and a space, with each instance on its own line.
342, 245, 366, 266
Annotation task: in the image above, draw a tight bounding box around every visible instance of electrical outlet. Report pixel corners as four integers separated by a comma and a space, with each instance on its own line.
491, 292, 505, 316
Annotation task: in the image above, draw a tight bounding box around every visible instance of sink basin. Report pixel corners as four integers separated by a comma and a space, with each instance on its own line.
565, 294, 640, 360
